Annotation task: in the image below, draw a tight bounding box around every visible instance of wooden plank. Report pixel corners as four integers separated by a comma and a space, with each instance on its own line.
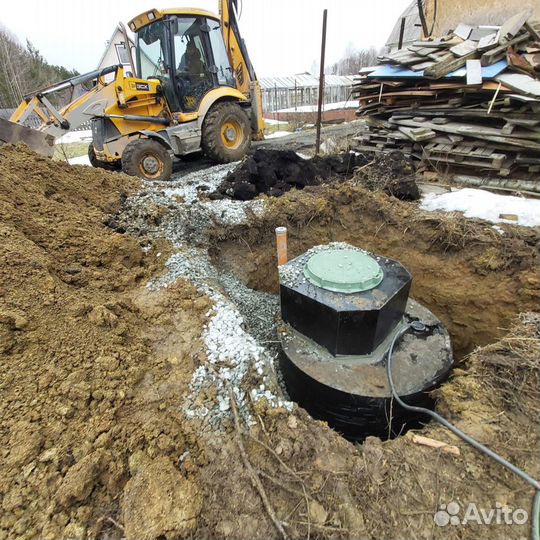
390, 118, 540, 149
450, 40, 478, 57
398, 126, 437, 141
477, 32, 499, 52
524, 21, 540, 42
499, 10, 532, 44
424, 51, 476, 79
501, 123, 516, 135
466, 59, 482, 85
410, 61, 436, 71
470, 27, 498, 41
432, 117, 450, 125
410, 46, 438, 57
454, 23, 473, 40
502, 116, 540, 127
496, 72, 540, 97
421, 151, 511, 170
427, 49, 451, 62
412, 37, 461, 48
523, 52, 540, 68
481, 33, 530, 65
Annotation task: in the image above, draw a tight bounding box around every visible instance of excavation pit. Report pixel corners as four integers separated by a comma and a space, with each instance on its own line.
210, 183, 539, 359
2, 142, 539, 540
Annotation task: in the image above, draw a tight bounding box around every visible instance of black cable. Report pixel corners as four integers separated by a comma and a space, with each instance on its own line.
386, 324, 540, 536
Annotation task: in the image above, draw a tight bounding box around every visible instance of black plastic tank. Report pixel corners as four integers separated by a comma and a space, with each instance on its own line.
278, 243, 453, 442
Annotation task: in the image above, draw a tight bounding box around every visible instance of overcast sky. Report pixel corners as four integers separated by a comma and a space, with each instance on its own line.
1, 0, 410, 77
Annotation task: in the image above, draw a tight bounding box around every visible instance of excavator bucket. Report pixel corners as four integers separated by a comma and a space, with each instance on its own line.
0, 117, 55, 157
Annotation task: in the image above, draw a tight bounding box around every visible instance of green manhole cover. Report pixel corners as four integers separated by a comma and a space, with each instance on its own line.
304, 249, 383, 293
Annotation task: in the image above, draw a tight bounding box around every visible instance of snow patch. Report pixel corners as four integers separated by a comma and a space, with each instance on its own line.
56, 129, 93, 145
276, 100, 357, 113
67, 155, 91, 166
420, 188, 540, 228
265, 130, 293, 139
264, 118, 289, 125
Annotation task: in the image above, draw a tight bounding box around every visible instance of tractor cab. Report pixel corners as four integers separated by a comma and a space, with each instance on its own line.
132, 9, 235, 113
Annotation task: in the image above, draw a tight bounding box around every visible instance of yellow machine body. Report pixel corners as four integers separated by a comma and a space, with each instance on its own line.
0, 1, 265, 180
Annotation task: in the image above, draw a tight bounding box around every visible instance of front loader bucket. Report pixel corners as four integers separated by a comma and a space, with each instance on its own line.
0, 118, 55, 157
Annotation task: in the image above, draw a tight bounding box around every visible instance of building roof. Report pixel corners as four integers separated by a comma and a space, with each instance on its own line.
97, 24, 135, 70
259, 74, 354, 90
386, 0, 422, 49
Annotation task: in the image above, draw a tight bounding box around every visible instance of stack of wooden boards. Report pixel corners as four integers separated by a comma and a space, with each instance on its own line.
351, 11, 540, 178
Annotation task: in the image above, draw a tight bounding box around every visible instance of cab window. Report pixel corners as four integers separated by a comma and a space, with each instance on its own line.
208, 21, 234, 87
172, 17, 213, 112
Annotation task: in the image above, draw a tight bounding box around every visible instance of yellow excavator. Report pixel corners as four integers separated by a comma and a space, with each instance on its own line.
0, 1, 264, 181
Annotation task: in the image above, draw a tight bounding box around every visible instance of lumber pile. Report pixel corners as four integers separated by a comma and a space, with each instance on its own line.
351, 11, 540, 179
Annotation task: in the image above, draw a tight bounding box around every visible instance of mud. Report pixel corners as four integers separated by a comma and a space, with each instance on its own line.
1, 145, 539, 540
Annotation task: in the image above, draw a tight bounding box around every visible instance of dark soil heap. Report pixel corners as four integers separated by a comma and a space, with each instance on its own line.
214, 148, 363, 200
213, 148, 420, 202
353, 150, 420, 200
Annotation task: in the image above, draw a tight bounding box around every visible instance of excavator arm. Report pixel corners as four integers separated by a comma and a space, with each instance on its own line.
0, 65, 170, 158
0, 66, 120, 156
219, 0, 264, 140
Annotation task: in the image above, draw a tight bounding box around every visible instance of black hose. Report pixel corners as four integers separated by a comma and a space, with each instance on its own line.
386, 324, 540, 537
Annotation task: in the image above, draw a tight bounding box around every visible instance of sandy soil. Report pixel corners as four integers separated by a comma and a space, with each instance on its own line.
0, 146, 210, 539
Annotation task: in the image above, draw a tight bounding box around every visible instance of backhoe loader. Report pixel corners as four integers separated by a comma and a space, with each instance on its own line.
0, 1, 264, 181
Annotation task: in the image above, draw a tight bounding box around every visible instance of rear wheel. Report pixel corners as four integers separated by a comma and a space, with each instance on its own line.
202, 102, 251, 163
121, 139, 172, 181
88, 144, 119, 171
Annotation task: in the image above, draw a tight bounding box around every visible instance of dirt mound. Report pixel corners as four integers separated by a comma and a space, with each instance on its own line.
353, 150, 420, 200
0, 146, 210, 539
195, 313, 539, 540
213, 148, 420, 202
213, 148, 361, 200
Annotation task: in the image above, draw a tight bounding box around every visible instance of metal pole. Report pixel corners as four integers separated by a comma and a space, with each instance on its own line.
315, 9, 327, 155
274, 82, 278, 122
398, 17, 406, 50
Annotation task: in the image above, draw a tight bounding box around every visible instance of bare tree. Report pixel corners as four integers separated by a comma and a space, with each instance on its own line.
328, 45, 382, 76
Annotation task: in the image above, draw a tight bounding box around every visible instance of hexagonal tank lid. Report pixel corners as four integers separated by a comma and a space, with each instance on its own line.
304, 249, 383, 293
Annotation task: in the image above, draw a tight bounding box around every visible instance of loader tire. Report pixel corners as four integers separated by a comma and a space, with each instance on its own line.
202, 102, 251, 163
121, 139, 172, 181
88, 144, 119, 171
